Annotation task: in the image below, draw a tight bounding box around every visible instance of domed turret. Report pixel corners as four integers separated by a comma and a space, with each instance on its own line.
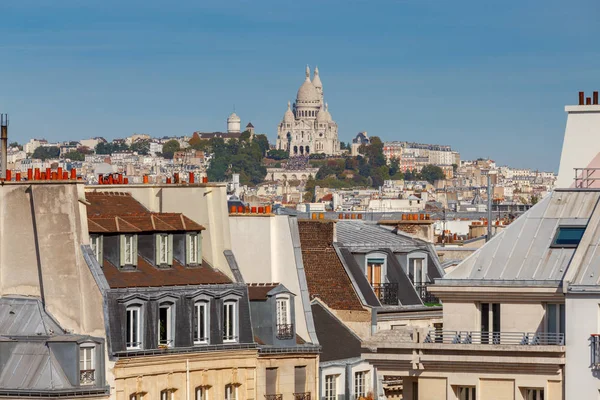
312, 66, 322, 89
283, 101, 294, 122
227, 112, 241, 133
296, 65, 320, 104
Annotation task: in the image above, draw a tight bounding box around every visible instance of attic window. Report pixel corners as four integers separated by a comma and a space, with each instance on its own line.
552, 226, 585, 248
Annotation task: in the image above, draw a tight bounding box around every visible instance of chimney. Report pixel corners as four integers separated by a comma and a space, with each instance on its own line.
579, 92, 585, 105
0, 114, 7, 179
594, 91, 598, 105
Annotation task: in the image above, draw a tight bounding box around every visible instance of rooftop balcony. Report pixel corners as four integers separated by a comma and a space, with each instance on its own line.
591, 335, 600, 368
424, 330, 564, 346
372, 283, 399, 305
414, 284, 439, 305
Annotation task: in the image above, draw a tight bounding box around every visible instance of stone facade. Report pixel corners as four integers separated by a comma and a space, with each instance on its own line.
276, 66, 340, 156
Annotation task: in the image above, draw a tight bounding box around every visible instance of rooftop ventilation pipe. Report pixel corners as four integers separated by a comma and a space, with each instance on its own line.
0, 114, 7, 179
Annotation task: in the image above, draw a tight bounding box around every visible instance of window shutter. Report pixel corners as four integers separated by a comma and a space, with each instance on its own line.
197, 233, 202, 264
98, 235, 104, 265
132, 235, 138, 266
120, 235, 126, 267
167, 234, 173, 265
185, 233, 191, 265
155, 234, 160, 265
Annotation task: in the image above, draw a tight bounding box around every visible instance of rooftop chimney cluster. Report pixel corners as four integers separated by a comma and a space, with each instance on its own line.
1, 167, 80, 182
98, 172, 208, 185
229, 205, 273, 215
579, 91, 599, 106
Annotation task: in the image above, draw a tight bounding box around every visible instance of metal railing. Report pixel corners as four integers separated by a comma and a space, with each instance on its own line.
158, 339, 173, 347
293, 393, 311, 400
414, 284, 439, 304
80, 369, 95, 386
424, 330, 564, 345
265, 395, 282, 400
276, 324, 294, 340
574, 168, 600, 188
372, 283, 399, 305
592, 335, 600, 368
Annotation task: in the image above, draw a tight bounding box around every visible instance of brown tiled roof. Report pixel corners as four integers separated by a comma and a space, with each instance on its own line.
298, 220, 364, 311
247, 283, 279, 300
102, 257, 231, 288
86, 192, 205, 233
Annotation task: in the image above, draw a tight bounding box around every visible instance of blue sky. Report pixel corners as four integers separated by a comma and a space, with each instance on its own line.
0, 0, 598, 171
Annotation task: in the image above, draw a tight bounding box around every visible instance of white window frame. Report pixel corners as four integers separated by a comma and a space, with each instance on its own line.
79, 343, 96, 385
412, 258, 426, 285
187, 233, 202, 265
195, 386, 208, 400
156, 233, 173, 266
126, 305, 142, 350
223, 300, 238, 343
225, 384, 237, 400
90, 235, 103, 263
158, 303, 174, 348
160, 390, 175, 400
524, 388, 544, 400
129, 394, 143, 400
194, 301, 209, 344
457, 386, 476, 400
354, 371, 367, 398
276, 296, 291, 326
325, 375, 337, 400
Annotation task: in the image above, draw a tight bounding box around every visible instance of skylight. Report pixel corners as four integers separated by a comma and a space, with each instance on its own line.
552, 226, 586, 247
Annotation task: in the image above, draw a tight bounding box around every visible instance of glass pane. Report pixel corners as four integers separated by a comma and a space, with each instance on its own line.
132, 309, 138, 344
554, 227, 585, 246
548, 304, 557, 333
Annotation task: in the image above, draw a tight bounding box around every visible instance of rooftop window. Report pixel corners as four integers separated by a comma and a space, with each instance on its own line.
552, 226, 585, 247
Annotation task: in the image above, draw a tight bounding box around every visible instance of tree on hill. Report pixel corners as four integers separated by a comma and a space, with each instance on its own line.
95, 141, 129, 155
130, 139, 150, 155
62, 150, 85, 161
253, 134, 270, 156
267, 149, 289, 160
32, 146, 60, 161
161, 140, 181, 159
420, 164, 446, 184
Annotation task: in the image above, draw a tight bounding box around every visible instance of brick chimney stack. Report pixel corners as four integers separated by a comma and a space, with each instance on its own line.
0, 114, 7, 179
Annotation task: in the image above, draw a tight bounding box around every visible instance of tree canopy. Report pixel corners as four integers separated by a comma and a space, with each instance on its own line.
161, 140, 181, 159
206, 135, 267, 185
32, 146, 60, 161
95, 141, 129, 155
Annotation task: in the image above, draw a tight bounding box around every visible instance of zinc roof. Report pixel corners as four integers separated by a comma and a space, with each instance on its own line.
444, 191, 600, 282
0, 297, 63, 336
335, 220, 429, 252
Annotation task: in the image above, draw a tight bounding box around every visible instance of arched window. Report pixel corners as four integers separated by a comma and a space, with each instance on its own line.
293, 146, 298, 155
305, 146, 310, 154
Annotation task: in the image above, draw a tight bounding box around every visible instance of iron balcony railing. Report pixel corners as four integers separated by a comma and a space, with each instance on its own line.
592, 335, 600, 368
372, 283, 398, 305
414, 284, 439, 304
293, 393, 311, 400
424, 330, 565, 345
265, 395, 282, 400
276, 324, 294, 340
80, 369, 95, 386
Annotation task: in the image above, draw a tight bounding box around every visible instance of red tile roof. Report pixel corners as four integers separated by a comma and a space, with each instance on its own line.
86, 192, 205, 233
298, 220, 364, 311
102, 257, 231, 288
247, 283, 280, 300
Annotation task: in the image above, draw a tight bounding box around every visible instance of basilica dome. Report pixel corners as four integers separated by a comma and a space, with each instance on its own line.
283, 101, 294, 122
296, 65, 320, 104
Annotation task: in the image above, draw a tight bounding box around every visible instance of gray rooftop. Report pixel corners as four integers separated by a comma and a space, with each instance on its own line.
444, 191, 600, 282
335, 220, 428, 252
0, 297, 63, 336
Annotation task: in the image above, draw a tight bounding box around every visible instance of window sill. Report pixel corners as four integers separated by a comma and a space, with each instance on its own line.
193, 340, 210, 346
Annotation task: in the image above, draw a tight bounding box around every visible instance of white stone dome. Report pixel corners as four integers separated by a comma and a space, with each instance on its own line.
296, 79, 320, 103
283, 101, 294, 122
316, 108, 330, 123
227, 112, 241, 123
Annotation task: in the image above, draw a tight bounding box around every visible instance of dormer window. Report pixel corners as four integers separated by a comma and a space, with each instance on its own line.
156, 234, 173, 266
120, 234, 137, 267
223, 300, 238, 343
193, 300, 209, 344
276, 295, 293, 340
79, 343, 96, 385
126, 305, 142, 349
187, 233, 202, 265
158, 303, 174, 348
90, 235, 103, 263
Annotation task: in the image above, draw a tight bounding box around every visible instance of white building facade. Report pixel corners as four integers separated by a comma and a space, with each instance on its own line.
276, 66, 340, 156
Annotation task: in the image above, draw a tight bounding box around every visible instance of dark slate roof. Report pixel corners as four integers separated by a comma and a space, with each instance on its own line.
102, 257, 231, 288
298, 221, 364, 311
311, 301, 362, 362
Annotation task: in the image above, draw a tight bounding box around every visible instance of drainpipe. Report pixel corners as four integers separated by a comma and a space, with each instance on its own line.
0, 114, 7, 179
186, 359, 190, 400
371, 308, 377, 336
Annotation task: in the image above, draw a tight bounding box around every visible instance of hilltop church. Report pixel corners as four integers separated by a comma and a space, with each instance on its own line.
276, 66, 340, 156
